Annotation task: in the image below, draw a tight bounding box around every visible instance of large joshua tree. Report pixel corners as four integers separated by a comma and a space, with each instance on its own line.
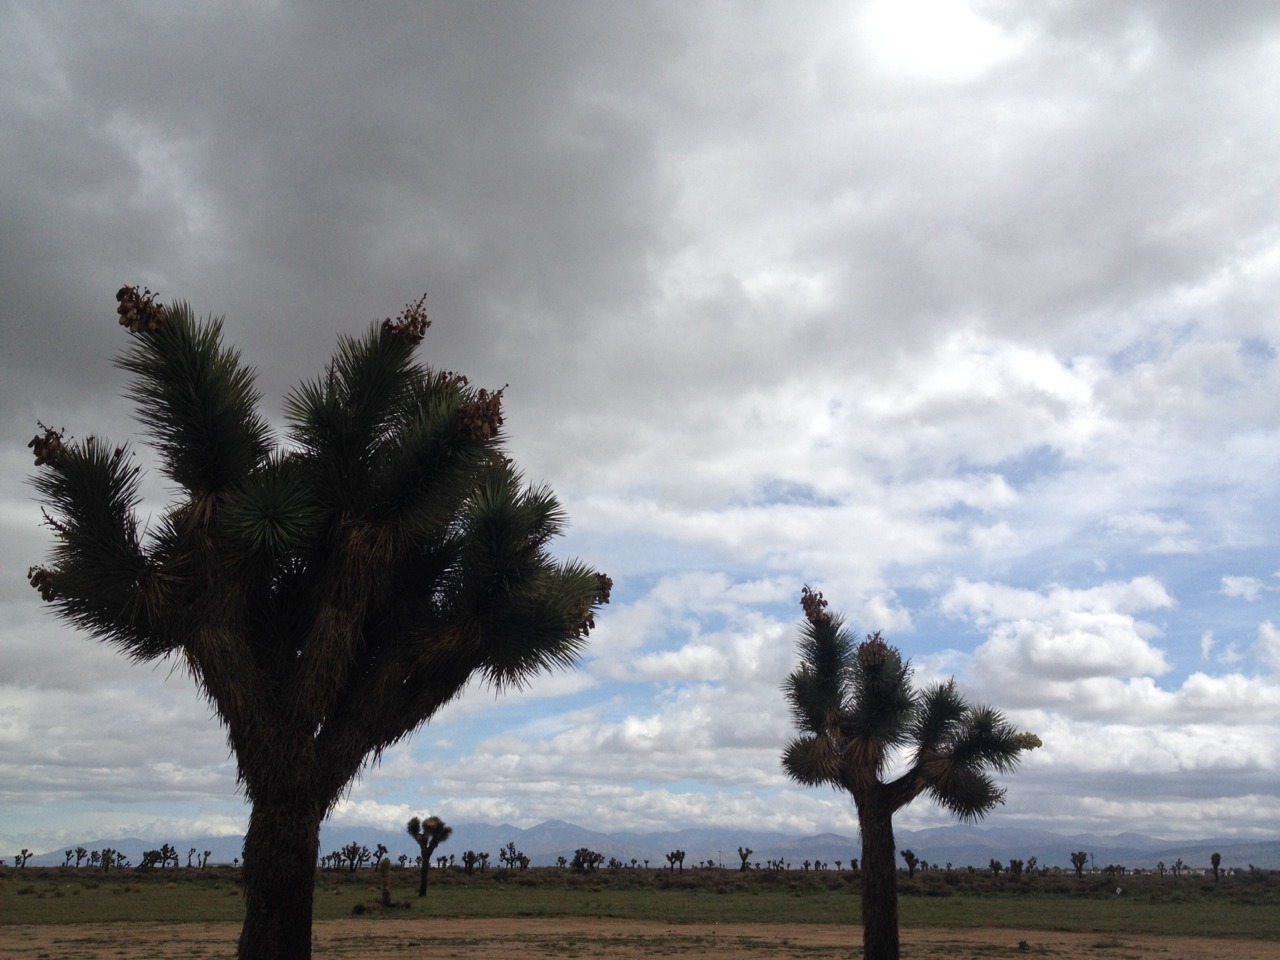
782, 587, 1040, 960
27, 287, 611, 960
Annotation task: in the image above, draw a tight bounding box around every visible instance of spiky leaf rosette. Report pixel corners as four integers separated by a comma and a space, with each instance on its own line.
29, 288, 611, 811
782, 589, 1039, 816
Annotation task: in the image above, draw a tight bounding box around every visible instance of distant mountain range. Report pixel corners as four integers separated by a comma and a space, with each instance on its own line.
26, 819, 1280, 872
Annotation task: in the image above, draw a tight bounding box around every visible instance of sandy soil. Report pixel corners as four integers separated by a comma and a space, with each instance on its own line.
4, 917, 1275, 959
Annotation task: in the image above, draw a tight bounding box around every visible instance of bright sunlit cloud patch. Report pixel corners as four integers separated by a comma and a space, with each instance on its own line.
858, 0, 1019, 82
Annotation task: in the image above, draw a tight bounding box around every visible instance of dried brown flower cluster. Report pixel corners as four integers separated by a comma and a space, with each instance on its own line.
381, 293, 430, 343
28, 423, 65, 467
573, 599, 598, 637
458, 386, 506, 440
800, 584, 830, 625
27, 565, 54, 601
116, 285, 166, 333
573, 574, 614, 638
858, 630, 889, 668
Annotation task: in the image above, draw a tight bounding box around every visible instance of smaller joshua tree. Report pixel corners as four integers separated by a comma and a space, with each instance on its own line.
407, 816, 453, 897
783, 587, 1040, 960
1071, 851, 1089, 879
900, 849, 918, 879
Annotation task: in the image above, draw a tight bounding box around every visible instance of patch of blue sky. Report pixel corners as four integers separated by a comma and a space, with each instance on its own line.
962, 443, 1065, 489
551, 528, 739, 585
1147, 552, 1278, 676
1104, 319, 1201, 373
738, 479, 843, 509
1238, 335, 1276, 363
932, 501, 993, 531
888, 606, 984, 665
639, 777, 740, 796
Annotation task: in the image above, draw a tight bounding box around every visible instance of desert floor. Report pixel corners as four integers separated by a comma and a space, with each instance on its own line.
5, 917, 1277, 959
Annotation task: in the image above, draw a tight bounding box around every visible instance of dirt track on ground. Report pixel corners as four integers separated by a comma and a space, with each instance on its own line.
5, 917, 1276, 959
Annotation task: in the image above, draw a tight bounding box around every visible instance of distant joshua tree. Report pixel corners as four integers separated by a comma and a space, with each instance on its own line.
1211, 852, 1222, 882
571, 848, 604, 872
738, 846, 753, 871
666, 850, 685, 872
407, 816, 453, 897
500, 842, 520, 869
339, 842, 364, 872
900, 850, 918, 879
1070, 851, 1089, 879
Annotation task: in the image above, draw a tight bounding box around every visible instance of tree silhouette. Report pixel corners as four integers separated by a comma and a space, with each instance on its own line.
27, 287, 610, 960
495, 841, 530, 870
339, 842, 366, 872
737, 846, 753, 871
1211, 852, 1221, 882
900, 849, 918, 879
782, 587, 1040, 960
571, 847, 604, 871
407, 815, 453, 897
1070, 851, 1089, 879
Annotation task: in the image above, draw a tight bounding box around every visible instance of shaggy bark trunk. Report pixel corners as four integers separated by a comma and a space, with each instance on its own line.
237, 796, 324, 960
418, 857, 431, 897
858, 801, 901, 960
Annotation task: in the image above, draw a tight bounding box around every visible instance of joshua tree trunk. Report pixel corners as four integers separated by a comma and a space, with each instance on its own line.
237, 796, 324, 960
858, 801, 900, 960
418, 858, 431, 897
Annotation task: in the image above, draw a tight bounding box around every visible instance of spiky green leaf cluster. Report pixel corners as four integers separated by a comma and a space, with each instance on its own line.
782, 592, 1039, 822
29, 290, 610, 812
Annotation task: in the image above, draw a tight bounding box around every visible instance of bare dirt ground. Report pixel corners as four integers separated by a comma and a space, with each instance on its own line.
5, 918, 1276, 959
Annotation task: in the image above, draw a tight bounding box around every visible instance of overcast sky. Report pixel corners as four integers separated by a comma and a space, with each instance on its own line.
3, 0, 1280, 856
